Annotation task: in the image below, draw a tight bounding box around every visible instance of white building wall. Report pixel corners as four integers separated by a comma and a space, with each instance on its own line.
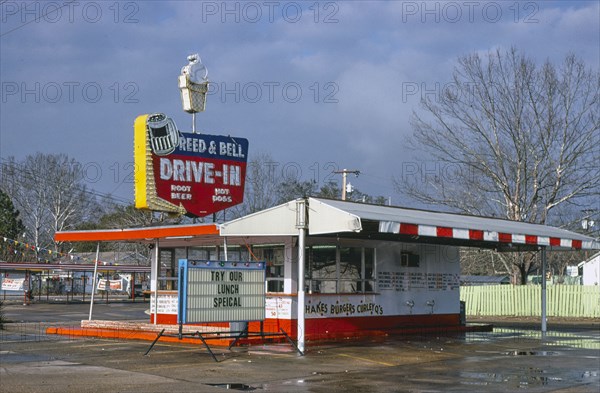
582, 254, 600, 286
269, 239, 462, 320
375, 242, 461, 316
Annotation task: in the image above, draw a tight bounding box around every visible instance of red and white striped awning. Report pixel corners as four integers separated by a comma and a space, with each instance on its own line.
378, 221, 592, 250
313, 198, 598, 251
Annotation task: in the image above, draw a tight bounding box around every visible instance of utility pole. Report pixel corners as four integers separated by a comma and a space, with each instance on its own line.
334, 169, 360, 200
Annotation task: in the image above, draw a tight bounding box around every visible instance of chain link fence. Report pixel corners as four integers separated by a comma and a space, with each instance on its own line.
0, 322, 81, 343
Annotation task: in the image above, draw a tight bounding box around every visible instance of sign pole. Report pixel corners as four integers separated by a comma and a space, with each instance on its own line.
88, 242, 100, 321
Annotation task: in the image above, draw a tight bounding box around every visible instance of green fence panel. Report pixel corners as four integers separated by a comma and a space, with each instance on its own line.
459, 285, 600, 318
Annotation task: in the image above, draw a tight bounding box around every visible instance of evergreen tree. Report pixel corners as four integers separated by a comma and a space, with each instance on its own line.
0, 189, 26, 261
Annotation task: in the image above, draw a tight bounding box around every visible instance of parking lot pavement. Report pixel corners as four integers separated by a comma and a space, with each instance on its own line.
2, 300, 149, 323
1, 303, 599, 392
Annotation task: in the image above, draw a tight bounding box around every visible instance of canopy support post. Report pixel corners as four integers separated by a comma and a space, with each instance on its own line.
540, 247, 547, 335
296, 199, 307, 355
88, 242, 100, 321
151, 240, 159, 325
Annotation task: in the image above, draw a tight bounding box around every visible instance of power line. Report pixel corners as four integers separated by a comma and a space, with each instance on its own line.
0, 1, 78, 38
333, 169, 360, 201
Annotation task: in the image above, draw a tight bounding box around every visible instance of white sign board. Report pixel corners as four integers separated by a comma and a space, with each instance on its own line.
179, 259, 266, 323
1, 277, 25, 291
97, 279, 125, 291
265, 296, 293, 319
150, 292, 179, 315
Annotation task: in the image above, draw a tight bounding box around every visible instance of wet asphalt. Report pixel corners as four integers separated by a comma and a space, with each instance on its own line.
1, 301, 599, 392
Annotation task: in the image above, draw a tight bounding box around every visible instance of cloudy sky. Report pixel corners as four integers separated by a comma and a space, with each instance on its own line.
1, 0, 598, 206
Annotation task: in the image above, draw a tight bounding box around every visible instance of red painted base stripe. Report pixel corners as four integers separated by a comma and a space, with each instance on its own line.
151, 314, 228, 327
250, 314, 462, 340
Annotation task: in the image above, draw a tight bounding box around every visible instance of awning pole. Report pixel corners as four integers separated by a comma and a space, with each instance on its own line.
88, 242, 100, 321
541, 247, 547, 335
152, 240, 159, 325
296, 199, 307, 355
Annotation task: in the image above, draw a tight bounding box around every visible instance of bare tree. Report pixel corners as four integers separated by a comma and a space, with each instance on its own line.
277, 179, 317, 203
96, 203, 156, 229
1, 153, 99, 258
45, 155, 98, 248
230, 151, 282, 218
318, 181, 341, 199
394, 48, 599, 283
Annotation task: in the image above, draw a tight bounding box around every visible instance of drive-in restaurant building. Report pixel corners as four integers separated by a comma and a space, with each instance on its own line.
55, 197, 599, 351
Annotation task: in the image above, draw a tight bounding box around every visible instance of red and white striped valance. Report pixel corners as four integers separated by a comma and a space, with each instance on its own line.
379, 222, 598, 250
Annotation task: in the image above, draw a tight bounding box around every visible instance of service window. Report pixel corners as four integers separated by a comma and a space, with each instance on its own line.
306, 245, 376, 294
253, 244, 285, 293
224, 245, 250, 262
363, 247, 375, 292
339, 247, 362, 293
188, 246, 219, 261
307, 245, 337, 293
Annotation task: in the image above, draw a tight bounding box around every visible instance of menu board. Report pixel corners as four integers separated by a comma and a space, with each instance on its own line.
377, 272, 459, 291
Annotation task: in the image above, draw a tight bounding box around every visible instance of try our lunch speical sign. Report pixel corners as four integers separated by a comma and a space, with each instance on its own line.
134, 113, 249, 217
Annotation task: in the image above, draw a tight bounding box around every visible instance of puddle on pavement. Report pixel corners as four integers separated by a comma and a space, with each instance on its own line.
464, 328, 600, 350
206, 383, 258, 391
460, 370, 564, 387
581, 370, 599, 378
503, 350, 559, 356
